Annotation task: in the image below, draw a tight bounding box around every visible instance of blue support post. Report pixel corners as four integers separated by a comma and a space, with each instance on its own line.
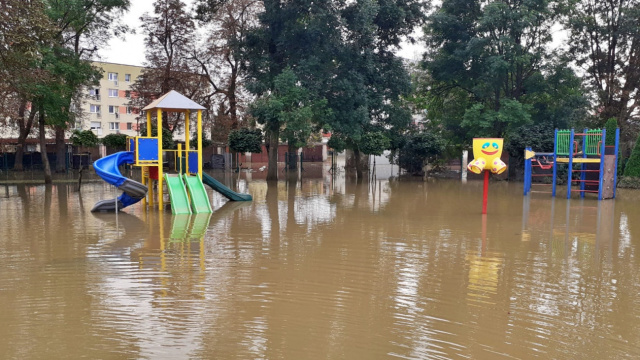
613, 128, 620, 199
598, 128, 606, 200
524, 147, 531, 195
567, 129, 575, 199
552, 129, 558, 197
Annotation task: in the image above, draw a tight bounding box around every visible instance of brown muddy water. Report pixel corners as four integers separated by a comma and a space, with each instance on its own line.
1, 168, 640, 359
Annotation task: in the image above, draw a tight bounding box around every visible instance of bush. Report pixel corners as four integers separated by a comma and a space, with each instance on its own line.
397, 131, 445, 174
360, 131, 390, 156
228, 128, 263, 153
70, 130, 100, 148
618, 176, 640, 189
604, 118, 617, 146
623, 133, 640, 177
102, 133, 128, 150
190, 134, 213, 149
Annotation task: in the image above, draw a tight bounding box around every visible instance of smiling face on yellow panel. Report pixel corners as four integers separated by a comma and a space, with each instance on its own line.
473, 138, 503, 163
467, 138, 507, 174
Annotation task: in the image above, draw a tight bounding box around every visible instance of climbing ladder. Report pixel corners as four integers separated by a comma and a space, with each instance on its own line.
552, 129, 606, 199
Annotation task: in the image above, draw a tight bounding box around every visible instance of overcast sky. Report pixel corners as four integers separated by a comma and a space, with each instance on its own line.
96, 1, 424, 66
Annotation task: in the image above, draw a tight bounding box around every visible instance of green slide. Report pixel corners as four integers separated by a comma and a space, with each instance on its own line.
164, 174, 192, 215
202, 172, 252, 201
183, 174, 213, 213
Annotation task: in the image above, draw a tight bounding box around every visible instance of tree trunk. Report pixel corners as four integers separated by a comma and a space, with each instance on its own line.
287, 142, 298, 170
14, 103, 36, 171
38, 106, 52, 184
354, 148, 364, 179
55, 126, 66, 173
422, 160, 428, 181
266, 128, 279, 181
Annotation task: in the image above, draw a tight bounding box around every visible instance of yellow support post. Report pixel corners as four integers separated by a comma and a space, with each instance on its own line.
197, 109, 203, 179
185, 110, 190, 173
157, 109, 164, 210
177, 143, 183, 174
146, 111, 151, 136
142, 166, 147, 208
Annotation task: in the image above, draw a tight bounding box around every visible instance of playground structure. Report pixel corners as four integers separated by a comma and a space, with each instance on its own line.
91, 91, 252, 214
467, 138, 507, 214
523, 128, 620, 200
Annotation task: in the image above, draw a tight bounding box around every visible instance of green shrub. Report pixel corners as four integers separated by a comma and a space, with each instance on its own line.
228, 128, 263, 153
623, 133, 640, 177
102, 133, 128, 150
360, 131, 390, 156
617, 176, 640, 189
397, 132, 445, 174
604, 118, 617, 146
70, 130, 100, 148
190, 134, 213, 149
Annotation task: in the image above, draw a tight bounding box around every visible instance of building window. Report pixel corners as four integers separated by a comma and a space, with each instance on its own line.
90, 105, 101, 113
126, 106, 133, 114
90, 122, 101, 130
108, 89, 118, 97
109, 122, 119, 130
125, 90, 131, 98
89, 88, 100, 99
108, 72, 118, 81
127, 122, 133, 130
125, 74, 131, 82
108, 105, 118, 114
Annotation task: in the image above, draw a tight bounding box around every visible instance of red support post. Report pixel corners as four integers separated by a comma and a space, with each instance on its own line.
482, 170, 489, 214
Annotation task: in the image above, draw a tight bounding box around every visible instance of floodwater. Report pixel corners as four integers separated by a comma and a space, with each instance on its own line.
1, 166, 640, 359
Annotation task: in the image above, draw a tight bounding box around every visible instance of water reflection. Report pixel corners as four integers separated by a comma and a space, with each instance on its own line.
1, 180, 640, 359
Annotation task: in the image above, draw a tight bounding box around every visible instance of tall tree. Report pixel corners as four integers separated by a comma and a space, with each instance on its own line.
33, 46, 101, 182
130, 0, 208, 135
244, 0, 341, 180
325, 0, 426, 178
422, 0, 587, 161
0, 0, 56, 170
193, 0, 261, 143
250, 68, 326, 174
564, 0, 640, 143
44, 0, 131, 172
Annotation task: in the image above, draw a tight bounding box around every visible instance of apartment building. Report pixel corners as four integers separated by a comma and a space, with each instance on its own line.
82, 62, 144, 138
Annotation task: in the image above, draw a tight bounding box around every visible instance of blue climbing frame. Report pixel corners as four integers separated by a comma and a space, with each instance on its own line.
524, 128, 620, 200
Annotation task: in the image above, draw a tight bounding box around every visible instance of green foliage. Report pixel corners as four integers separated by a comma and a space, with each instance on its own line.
360, 131, 391, 156
249, 68, 328, 160
190, 134, 213, 149
461, 100, 532, 138
421, 0, 587, 153
70, 130, 100, 148
604, 118, 617, 146
0, 0, 56, 105
327, 136, 347, 153
245, 0, 424, 176
228, 128, 263, 153
34, 46, 102, 128
564, 0, 640, 140
101, 133, 128, 149
505, 123, 555, 169
139, 123, 176, 149
397, 132, 446, 174
623, 134, 640, 178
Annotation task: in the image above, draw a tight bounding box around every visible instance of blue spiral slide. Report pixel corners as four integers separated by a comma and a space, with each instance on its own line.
91, 151, 148, 212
